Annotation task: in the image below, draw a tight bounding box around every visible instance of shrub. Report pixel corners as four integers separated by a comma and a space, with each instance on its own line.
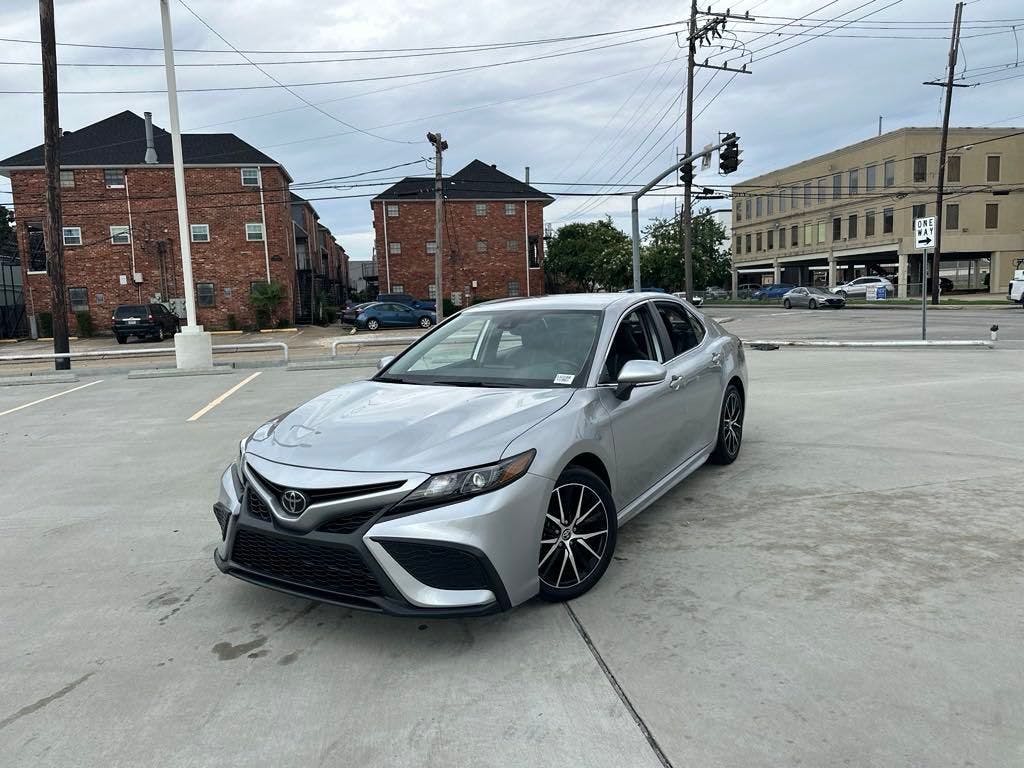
75, 311, 94, 338
249, 281, 286, 329
38, 312, 53, 338
275, 317, 291, 329
226, 313, 239, 331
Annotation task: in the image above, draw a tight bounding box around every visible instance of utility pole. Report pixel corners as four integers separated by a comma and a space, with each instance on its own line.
427, 132, 447, 321
38, 0, 69, 370
925, 1, 966, 305
682, 6, 752, 297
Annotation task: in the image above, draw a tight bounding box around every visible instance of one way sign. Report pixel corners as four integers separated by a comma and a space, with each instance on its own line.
914, 216, 936, 249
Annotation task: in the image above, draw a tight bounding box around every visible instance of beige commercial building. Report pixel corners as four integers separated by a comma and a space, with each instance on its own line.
730, 127, 1023, 297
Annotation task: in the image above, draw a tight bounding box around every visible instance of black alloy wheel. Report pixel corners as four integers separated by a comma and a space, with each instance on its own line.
709, 383, 744, 465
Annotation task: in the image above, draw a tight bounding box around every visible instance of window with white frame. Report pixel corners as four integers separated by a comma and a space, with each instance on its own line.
426, 241, 437, 254
241, 167, 260, 186
507, 280, 520, 297
389, 242, 401, 254
386, 203, 399, 217
62, 227, 82, 246
104, 168, 124, 188
191, 224, 210, 242
109, 225, 131, 245
68, 287, 88, 311
60, 170, 75, 188
428, 284, 437, 299
392, 284, 404, 293
504, 203, 516, 216
476, 239, 487, 253
245, 222, 264, 241
475, 203, 488, 216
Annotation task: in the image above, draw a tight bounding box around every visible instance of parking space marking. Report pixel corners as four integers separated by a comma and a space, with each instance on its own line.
0, 379, 103, 418
187, 372, 262, 422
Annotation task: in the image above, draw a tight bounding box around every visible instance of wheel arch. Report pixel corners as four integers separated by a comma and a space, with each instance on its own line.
563, 452, 612, 495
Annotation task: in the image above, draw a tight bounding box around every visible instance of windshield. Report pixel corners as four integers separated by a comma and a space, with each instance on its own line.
379, 308, 603, 388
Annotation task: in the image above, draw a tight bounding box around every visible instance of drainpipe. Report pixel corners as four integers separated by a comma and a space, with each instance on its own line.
143, 111, 158, 164
257, 167, 270, 282
381, 201, 391, 293
125, 171, 140, 301
523, 199, 530, 297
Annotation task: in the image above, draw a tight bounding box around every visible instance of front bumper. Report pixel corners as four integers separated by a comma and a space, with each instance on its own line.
212, 460, 551, 616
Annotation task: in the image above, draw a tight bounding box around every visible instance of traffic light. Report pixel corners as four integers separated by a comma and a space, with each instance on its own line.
719, 133, 741, 175
679, 161, 694, 186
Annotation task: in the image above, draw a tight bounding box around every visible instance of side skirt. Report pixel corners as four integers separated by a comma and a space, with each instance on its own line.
616, 444, 714, 526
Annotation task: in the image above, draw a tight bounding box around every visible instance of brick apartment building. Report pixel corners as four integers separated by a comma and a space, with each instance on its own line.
291, 193, 348, 323
0, 110, 346, 333
371, 160, 553, 304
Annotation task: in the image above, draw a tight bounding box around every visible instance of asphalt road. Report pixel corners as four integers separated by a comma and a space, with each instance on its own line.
2, 347, 1022, 766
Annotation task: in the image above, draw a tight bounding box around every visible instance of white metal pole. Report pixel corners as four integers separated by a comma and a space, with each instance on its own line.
159, 0, 197, 329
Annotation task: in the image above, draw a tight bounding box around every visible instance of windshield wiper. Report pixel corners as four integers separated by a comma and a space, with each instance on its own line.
432, 379, 526, 388
375, 375, 411, 384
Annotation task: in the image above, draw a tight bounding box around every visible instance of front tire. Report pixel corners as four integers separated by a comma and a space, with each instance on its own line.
366, 318, 380, 331
538, 467, 617, 602
709, 383, 744, 465
783, 299, 792, 309
808, 298, 818, 310
419, 316, 432, 328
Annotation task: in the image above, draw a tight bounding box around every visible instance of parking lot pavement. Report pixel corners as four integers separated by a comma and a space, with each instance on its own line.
2, 350, 1022, 766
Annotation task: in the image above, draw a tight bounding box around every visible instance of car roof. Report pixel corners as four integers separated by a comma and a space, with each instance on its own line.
460, 292, 672, 314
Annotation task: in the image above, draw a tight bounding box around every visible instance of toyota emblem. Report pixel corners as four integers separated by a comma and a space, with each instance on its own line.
280, 489, 309, 515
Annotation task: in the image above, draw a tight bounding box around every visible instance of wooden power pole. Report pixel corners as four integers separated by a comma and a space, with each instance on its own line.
427, 132, 447, 321
39, 0, 70, 369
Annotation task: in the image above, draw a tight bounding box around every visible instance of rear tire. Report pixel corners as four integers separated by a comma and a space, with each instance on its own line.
115, 334, 127, 345
837, 290, 848, 299
538, 467, 617, 603
157, 327, 165, 341
783, 299, 792, 309
709, 383, 744, 465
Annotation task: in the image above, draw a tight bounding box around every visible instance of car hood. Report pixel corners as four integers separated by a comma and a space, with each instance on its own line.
246, 380, 574, 473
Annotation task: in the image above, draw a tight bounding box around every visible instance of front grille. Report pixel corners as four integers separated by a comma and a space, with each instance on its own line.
246, 492, 272, 522
213, 505, 230, 540
232, 528, 382, 597
317, 508, 380, 534
380, 541, 491, 591
249, 467, 404, 506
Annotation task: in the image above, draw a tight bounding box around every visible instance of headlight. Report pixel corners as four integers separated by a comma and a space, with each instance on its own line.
389, 450, 536, 515
236, 436, 248, 476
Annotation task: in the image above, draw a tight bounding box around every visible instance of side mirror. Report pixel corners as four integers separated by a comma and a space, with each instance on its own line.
614, 359, 666, 400
377, 355, 395, 371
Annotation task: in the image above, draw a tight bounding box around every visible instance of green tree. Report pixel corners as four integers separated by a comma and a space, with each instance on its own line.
248, 280, 286, 329
544, 217, 632, 292
0, 204, 15, 259
640, 208, 731, 291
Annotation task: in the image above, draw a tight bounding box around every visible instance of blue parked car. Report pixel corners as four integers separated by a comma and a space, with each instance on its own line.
355, 302, 436, 331
376, 292, 436, 311
752, 283, 796, 300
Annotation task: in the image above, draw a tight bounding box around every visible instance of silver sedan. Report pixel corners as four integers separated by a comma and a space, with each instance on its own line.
782, 286, 846, 309
212, 293, 748, 615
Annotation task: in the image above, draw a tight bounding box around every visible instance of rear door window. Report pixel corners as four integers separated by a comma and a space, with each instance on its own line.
114, 305, 147, 318
654, 302, 705, 359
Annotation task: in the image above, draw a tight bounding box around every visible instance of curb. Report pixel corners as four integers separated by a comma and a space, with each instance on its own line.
0, 373, 79, 386
742, 339, 993, 349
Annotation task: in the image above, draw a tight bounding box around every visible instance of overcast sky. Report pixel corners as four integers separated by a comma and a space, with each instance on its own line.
1, 0, 1021, 260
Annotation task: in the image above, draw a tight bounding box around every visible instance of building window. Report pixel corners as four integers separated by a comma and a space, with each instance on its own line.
745, 199, 752, 219
391, 284, 404, 293
426, 240, 437, 254
68, 287, 88, 311
476, 239, 487, 253
767, 230, 774, 250
865, 210, 876, 237
945, 203, 959, 229
791, 225, 798, 247
529, 236, 540, 267
386, 203, 399, 217
986, 155, 1001, 182
833, 173, 842, 200
745, 234, 752, 252
779, 191, 786, 213
882, 207, 894, 234
911, 204, 926, 224
816, 221, 826, 244
506, 239, 519, 252
735, 203, 742, 222
241, 167, 260, 186
865, 164, 876, 191
389, 241, 401, 254
756, 197, 763, 217
777, 228, 785, 249
475, 203, 488, 217
104, 168, 124, 188
913, 156, 927, 183
191, 224, 210, 242
60, 169, 75, 188
196, 282, 215, 307
767, 196, 774, 216
849, 168, 859, 196
947, 155, 961, 183
504, 203, 516, 216
791, 187, 798, 209
884, 159, 895, 187
427, 284, 437, 299
507, 280, 520, 297
109, 225, 131, 245
817, 179, 826, 203
755, 232, 762, 251
245, 222, 264, 241
848, 214, 858, 239
803, 183, 812, 206
735, 235, 742, 254
832, 217, 842, 242
985, 203, 999, 229
62, 226, 82, 246
803, 224, 813, 246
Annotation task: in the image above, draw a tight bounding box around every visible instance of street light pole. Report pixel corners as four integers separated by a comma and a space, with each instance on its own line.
160, 0, 211, 368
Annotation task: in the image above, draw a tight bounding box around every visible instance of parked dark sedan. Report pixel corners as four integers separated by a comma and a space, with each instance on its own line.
376, 293, 436, 311
752, 283, 796, 300
112, 303, 180, 343
355, 302, 435, 331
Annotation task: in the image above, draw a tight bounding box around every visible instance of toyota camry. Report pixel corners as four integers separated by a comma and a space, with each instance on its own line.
212, 293, 747, 615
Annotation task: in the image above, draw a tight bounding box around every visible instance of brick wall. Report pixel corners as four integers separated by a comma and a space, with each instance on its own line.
371, 199, 547, 303
12, 164, 295, 332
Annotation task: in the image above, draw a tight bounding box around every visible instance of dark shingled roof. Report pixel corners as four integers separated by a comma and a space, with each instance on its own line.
372, 159, 552, 203
0, 110, 282, 171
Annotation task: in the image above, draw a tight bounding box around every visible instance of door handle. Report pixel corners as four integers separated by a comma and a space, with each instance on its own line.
710, 352, 723, 368
669, 374, 683, 390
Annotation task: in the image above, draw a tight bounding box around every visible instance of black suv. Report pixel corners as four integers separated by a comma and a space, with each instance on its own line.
112, 303, 181, 344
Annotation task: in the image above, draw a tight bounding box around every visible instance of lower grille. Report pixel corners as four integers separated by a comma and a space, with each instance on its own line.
232, 528, 383, 597
213, 505, 230, 540
317, 508, 380, 534
380, 541, 491, 591
246, 492, 272, 522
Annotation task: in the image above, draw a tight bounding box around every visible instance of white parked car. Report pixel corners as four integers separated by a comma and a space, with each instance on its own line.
672, 291, 704, 307
831, 276, 894, 298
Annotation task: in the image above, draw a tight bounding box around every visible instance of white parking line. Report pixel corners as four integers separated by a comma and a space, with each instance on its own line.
0, 379, 103, 418
187, 372, 261, 422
